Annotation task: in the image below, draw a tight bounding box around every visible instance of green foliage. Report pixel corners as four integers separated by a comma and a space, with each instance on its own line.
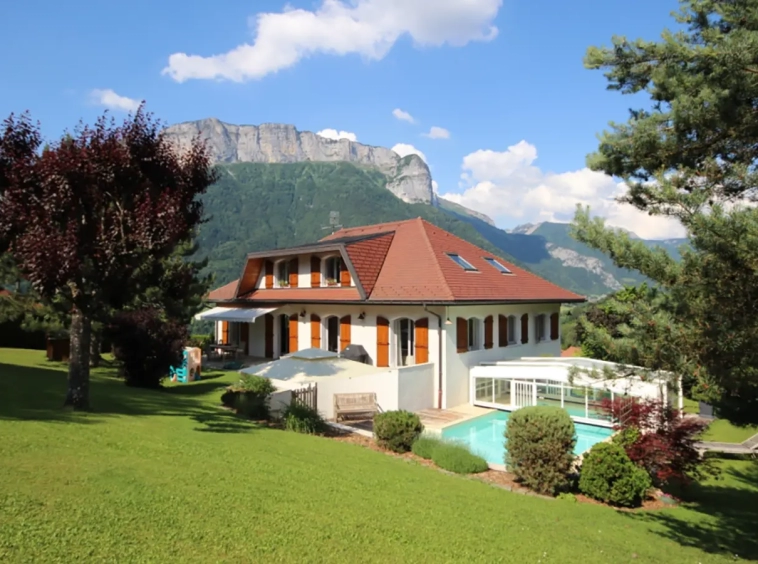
187, 333, 213, 349
573, 0, 758, 423
505, 406, 577, 495
611, 427, 641, 451
282, 402, 327, 435
431, 442, 489, 474
579, 442, 652, 508
411, 435, 443, 460
2, 348, 754, 563
557, 492, 577, 503
373, 410, 424, 453
221, 374, 277, 419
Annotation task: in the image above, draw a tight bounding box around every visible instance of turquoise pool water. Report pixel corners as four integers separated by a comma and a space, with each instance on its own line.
441, 410, 615, 465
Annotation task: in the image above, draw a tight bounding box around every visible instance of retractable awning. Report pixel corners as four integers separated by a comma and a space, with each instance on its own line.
194, 306, 278, 323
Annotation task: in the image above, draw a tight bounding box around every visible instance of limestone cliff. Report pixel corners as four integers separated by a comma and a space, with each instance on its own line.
164, 118, 435, 204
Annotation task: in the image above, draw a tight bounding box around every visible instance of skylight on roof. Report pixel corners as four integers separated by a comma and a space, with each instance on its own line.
447, 253, 478, 271
484, 257, 512, 274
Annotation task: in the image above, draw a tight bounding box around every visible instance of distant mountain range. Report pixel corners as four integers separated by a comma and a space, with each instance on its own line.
166, 119, 688, 298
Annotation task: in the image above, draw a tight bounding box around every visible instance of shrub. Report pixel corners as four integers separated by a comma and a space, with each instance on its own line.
411, 436, 443, 460
107, 308, 187, 389
221, 374, 277, 420
600, 397, 717, 486
557, 492, 577, 503
283, 402, 327, 435
187, 333, 212, 349
504, 406, 577, 496
373, 410, 424, 453
431, 442, 489, 474
579, 442, 652, 507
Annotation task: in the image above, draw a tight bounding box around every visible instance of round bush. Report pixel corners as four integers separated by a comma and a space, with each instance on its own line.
283, 402, 327, 435
373, 410, 423, 453
411, 436, 443, 460
579, 442, 652, 507
431, 442, 489, 474
221, 374, 277, 420
504, 406, 577, 496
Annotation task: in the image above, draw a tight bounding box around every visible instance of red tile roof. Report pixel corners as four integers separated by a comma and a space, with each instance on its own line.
206, 218, 585, 304
207, 280, 238, 301
240, 288, 361, 301
324, 218, 584, 303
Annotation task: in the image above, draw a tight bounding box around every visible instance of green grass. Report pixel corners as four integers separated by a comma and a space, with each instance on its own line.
1, 349, 757, 563
683, 399, 758, 443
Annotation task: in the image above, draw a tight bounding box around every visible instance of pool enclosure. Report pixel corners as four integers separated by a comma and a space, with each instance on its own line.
469, 357, 675, 426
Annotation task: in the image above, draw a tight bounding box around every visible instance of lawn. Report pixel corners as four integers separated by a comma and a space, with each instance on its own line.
683, 399, 758, 443
1, 349, 756, 563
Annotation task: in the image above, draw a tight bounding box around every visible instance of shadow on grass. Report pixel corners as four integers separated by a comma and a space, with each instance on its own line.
626, 461, 758, 560
0, 361, 254, 434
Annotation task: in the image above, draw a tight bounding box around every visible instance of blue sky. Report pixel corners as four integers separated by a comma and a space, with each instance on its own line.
0, 0, 685, 239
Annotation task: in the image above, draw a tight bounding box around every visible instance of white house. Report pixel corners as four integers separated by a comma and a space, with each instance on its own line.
198, 218, 586, 411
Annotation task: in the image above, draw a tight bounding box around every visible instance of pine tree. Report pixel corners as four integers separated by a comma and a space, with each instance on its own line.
572, 0, 758, 424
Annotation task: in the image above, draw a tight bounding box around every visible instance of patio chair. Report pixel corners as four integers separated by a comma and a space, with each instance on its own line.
169, 350, 190, 383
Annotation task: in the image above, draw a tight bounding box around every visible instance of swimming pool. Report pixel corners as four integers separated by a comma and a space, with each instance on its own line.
440, 410, 615, 465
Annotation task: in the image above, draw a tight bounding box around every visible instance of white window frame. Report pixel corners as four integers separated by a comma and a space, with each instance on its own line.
393, 318, 416, 367
277, 260, 291, 287
323, 256, 342, 286
535, 314, 547, 342
507, 315, 518, 345
323, 315, 341, 352
467, 318, 481, 351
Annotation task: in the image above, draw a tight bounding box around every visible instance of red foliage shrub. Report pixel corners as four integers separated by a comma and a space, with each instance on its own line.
600, 397, 715, 486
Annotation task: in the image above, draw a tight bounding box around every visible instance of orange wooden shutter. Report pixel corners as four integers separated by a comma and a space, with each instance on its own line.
415, 317, 429, 364
339, 259, 350, 287
456, 317, 468, 353
264, 260, 274, 289
288, 258, 299, 287
484, 315, 494, 349
221, 321, 229, 344
550, 312, 559, 341
339, 315, 351, 351
521, 314, 529, 344
310, 314, 321, 348
498, 314, 508, 347
310, 256, 321, 288
264, 314, 274, 358
376, 316, 390, 367
240, 323, 249, 354
288, 314, 299, 352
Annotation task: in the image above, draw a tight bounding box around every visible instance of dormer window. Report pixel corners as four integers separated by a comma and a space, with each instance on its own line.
484, 257, 512, 274
324, 256, 343, 286
447, 253, 477, 271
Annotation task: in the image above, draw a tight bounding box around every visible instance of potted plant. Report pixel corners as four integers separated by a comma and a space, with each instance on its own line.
325, 277, 338, 286
278, 279, 290, 287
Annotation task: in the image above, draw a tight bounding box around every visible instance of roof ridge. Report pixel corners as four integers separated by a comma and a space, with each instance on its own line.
417, 220, 454, 300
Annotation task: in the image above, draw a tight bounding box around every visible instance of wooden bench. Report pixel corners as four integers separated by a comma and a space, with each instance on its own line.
333, 392, 379, 422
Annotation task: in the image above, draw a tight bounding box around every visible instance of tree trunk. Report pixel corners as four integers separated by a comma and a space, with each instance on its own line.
90, 326, 102, 367
64, 309, 91, 410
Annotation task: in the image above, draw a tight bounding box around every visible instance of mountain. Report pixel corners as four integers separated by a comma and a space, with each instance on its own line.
197, 162, 526, 286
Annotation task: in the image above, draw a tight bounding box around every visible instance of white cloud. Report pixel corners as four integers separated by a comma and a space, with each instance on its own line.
423, 126, 450, 139
393, 108, 415, 123
316, 129, 358, 142
89, 89, 141, 112
444, 141, 686, 239
163, 0, 503, 82
391, 143, 427, 163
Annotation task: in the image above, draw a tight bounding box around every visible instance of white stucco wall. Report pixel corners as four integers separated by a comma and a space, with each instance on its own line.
441, 304, 562, 409
397, 363, 436, 413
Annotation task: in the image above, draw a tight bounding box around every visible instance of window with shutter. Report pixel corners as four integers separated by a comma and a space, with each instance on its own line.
377, 316, 390, 367
520, 314, 529, 344
484, 315, 494, 349
339, 315, 351, 351
339, 260, 351, 287
310, 314, 321, 348
310, 257, 321, 288
550, 312, 559, 341
221, 321, 229, 344
288, 258, 299, 287
264, 260, 274, 289
456, 317, 468, 353
498, 315, 508, 347
415, 317, 429, 364
288, 314, 299, 353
